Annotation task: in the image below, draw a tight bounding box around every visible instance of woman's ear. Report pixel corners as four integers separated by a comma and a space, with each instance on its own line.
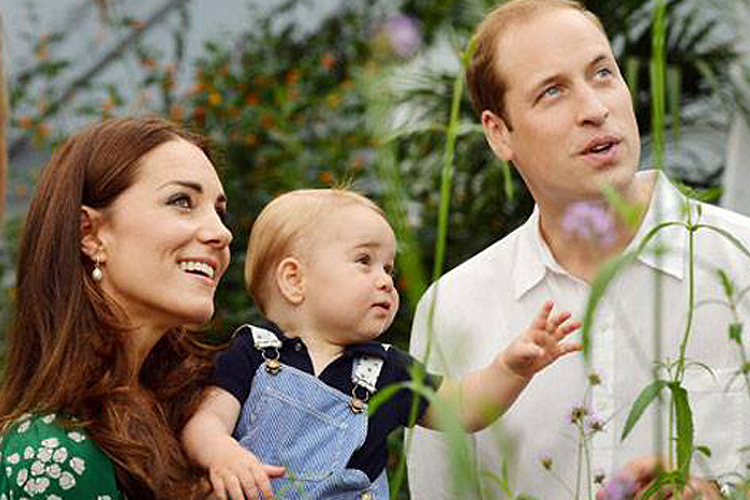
80, 206, 104, 261
275, 257, 305, 305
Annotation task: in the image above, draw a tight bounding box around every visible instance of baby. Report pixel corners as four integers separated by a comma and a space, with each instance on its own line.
182, 188, 581, 499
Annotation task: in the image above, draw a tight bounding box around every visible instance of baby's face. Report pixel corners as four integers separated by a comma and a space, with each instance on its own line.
301, 204, 399, 345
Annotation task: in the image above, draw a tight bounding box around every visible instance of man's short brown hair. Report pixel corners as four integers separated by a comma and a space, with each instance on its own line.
465, 0, 606, 124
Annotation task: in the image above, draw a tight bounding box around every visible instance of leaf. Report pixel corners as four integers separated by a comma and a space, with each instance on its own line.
583, 250, 638, 361
717, 269, 735, 300
729, 322, 743, 344
640, 471, 684, 500
695, 224, 750, 262
694, 445, 712, 458
621, 380, 668, 441
669, 383, 694, 475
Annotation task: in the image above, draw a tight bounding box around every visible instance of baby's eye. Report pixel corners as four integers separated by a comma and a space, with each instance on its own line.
384, 263, 395, 276
168, 193, 193, 210
356, 254, 371, 265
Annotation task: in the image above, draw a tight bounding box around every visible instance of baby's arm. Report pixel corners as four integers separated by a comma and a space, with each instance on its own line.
421, 301, 581, 432
182, 386, 285, 499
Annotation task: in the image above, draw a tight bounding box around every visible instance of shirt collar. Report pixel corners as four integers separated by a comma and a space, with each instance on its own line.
513, 206, 552, 300
625, 170, 687, 280
513, 170, 687, 300
248, 320, 388, 360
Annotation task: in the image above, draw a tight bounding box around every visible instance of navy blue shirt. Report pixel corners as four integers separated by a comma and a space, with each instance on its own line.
214, 322, 442, 481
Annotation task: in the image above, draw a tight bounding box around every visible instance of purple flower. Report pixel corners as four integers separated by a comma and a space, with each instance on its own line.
381, 15, 422, 58
538, 452, 553, 471
594, 468, 606, 485
585, 414, 605, 433
588, 372, 602, 386
561, 201, 617, 248
568, 404, 589, 424
601, 472, 637, 499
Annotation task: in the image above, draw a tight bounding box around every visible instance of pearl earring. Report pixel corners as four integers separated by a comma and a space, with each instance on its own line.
92, 254, 103, 282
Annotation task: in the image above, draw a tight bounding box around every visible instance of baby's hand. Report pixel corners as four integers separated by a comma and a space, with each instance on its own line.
501, 300, 582, 380
207, 437, 285, 500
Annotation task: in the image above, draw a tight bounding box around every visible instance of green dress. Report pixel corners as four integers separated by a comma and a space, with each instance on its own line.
0, 413, 122, 499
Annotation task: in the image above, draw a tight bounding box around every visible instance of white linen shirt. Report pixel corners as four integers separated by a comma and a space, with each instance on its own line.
407, 171, 750, 499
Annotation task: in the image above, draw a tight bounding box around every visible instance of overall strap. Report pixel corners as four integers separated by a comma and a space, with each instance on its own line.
247, 325, 282, 349
349, 344, 389, 414
245, 324, 283, 374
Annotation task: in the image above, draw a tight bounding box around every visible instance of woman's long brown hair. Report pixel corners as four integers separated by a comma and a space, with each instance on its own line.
0, 117, 219, 498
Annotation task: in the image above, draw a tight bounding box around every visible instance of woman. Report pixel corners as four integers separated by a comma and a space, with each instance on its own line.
0, 117, 232, 498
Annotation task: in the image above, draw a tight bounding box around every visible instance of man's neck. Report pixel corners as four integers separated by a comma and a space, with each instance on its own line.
537, 175, 656, 283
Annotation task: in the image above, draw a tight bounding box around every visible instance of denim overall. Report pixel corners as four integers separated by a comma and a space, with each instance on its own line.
234, 325, 390, 500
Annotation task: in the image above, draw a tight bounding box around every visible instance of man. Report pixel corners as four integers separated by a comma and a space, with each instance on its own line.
407, 0, 750, 498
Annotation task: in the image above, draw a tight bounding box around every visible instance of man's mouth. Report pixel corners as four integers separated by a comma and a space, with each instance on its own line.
581, 136, 621, 156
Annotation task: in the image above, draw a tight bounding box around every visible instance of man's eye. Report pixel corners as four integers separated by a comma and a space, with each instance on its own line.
542, 86, 560, 99
596, 67, 613, 79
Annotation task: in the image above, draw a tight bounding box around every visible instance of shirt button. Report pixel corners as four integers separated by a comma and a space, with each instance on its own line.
361, 493, 374, 500
294, 342, 302, 352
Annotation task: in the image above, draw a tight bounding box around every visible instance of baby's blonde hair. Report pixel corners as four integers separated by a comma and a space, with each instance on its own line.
245, 188, 385, 314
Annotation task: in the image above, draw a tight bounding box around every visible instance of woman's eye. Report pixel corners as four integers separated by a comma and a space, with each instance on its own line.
168, 193, 193, 209
217, 206, 228, 223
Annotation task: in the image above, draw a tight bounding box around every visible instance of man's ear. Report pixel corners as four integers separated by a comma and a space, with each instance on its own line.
80, 206, 104, 261
481, 110, 514, 162
275, 257, 305, 305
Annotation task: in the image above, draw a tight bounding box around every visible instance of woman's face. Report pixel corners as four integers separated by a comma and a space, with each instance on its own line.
95, 138, 232, 333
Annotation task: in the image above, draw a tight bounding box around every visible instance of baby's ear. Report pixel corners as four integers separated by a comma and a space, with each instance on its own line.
276, 257, 304, 305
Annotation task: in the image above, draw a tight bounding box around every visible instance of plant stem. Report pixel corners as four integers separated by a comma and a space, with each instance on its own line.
650, 0, 667, 482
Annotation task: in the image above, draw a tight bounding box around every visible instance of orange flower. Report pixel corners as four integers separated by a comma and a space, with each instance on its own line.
18, 116, 33, 129
321, 53, 336, 70
244, 134, 258, 147
140, 58, 156, 68
319, 171, 332, 184
285, 70, 301, 85
170, 105, 185, 122
327, 94, 341, 108
246, 93, 260, 105
101, 99, 116, 112
260, 115, 275, 129
36, 123, 50, 137
208, 92, 222, 106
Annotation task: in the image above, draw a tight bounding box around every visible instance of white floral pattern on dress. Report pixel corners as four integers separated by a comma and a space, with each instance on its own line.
0, 414, 121, 498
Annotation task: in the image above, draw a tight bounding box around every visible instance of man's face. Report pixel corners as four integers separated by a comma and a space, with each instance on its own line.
482, 8, 641, 207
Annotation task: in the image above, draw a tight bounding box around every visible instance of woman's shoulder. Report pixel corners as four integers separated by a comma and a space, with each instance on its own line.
0, 413, 121, 498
